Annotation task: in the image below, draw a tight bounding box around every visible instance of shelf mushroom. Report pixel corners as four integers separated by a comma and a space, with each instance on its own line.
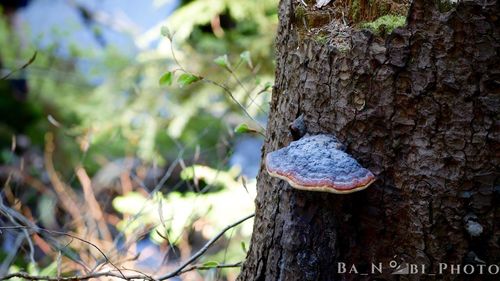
265, 134, 375, 194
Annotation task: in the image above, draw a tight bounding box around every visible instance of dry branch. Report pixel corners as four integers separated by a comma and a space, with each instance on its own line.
0, 213, 254, 281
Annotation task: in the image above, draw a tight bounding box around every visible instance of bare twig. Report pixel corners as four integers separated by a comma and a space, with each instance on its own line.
0, 262, 243, 281
1, 188, 253, 281
44, 133, 84, 227
1, 51, 37, 80
164, 34, 265, 131
0, 270, 150, 281
0, 205, 89, 271
0, 225, 126, 279
157, 213, 254, 280
0, 199, 36, 267
75, 166, 113, 242
227, 68, 267, 115
0, 235, 24, 275
203, 78, 265, 130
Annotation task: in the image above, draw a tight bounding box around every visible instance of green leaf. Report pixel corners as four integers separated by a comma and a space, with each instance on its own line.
234, 123, 265, 136
241, 241, 247, 253
177, 73, 201, 87
160, 26, 172, 39
214, 54, 230, 69
234, 123, 250, 134
240, 51, 252, 68
159, 72, 173, 86
203, 261, 219, 268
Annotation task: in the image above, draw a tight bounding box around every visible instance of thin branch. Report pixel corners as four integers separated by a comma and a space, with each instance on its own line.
0, 192, 253, 281
75, 166, 113, 242
178, 261, 242, 275
0, 196, 90, 271
157, 213, 254, 280
0, 262, 242, 281
227, 68, 267, 115
165, 34, 265, 131
0, 270, 149, 281
0, 235, 23, 275
43, 133, 84, 227
203, 78, 265, 131
0, 226, 126, 280
0, 200, 36, 267
1, 51, 37, 80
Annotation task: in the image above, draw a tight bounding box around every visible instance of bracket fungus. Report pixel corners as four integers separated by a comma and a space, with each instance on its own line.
265, 134, 375, 194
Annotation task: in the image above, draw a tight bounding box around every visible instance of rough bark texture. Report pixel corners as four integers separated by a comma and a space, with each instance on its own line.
238, 0, 499, 280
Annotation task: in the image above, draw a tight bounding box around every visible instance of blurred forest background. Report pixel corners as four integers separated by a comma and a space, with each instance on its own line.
0, 0, 277, 280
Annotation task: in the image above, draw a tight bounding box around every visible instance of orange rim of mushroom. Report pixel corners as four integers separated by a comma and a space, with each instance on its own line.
266, 158, 376, 194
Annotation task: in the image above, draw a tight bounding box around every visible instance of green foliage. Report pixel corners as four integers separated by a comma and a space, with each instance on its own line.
234, 123, 250, 133
159, 71, 173, 86
8, 261, 59, 280
361, 15, 407, 35
241, 241, 247, 253
177, 72, 202, 86
112, 186, 255, 245
68, 0, 277, 165
160, 25, 173, 39
203, 261, 219, 268
214, 54, 231, 69
239, 51, 252, 68
234, 123, 265, 137
155, 0, 278, 62
1, 0, 277, 277
263, 81, 273, 91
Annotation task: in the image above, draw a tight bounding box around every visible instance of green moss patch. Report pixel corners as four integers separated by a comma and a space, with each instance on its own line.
361, 15, 406, 35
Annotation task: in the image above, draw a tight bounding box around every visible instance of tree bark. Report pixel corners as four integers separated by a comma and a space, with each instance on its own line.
238, 0, 500, 280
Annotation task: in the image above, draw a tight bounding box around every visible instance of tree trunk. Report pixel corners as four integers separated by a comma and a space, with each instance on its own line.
238, 0, 499, 280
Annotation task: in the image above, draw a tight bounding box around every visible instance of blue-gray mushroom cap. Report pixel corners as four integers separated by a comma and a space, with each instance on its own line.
265, 134, 375, 194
